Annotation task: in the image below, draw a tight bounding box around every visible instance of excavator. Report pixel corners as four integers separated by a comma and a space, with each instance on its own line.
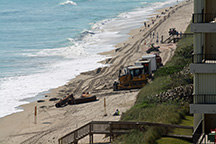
113, 65, 148, 91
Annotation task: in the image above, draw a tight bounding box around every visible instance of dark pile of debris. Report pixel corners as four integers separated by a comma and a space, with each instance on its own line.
153, 84, 193, 103
55, 92, 97, 108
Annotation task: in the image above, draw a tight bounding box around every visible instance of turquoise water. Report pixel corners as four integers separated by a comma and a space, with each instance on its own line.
0, 0, 181, 117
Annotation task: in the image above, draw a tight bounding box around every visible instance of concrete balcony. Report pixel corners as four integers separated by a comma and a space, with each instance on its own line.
190, 54, 216, 73
190, 104, 216, 114
190, 95, 216, 114
191, 23, 216, 32
191, 13, 216, 33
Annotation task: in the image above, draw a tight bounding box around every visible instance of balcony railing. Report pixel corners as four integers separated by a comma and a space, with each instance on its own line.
192, 54, 216, 64
192, 119, 203, 143
193, 13, 216, 23
194, 94, 216, 104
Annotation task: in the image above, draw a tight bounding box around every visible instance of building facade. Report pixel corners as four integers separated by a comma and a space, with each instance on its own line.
190, 0, 216, 141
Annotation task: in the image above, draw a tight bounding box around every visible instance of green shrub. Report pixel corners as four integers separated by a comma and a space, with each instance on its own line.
114, 130, 145, 144
116, 24, 193, 144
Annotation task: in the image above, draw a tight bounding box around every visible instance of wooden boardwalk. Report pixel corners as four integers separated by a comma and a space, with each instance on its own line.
162, 33, 193, 44
58, 121, 193, 144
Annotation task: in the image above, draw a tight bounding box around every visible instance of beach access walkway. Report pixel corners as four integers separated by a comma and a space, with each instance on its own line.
162, 33, 193, 44
58, 121, 193, 144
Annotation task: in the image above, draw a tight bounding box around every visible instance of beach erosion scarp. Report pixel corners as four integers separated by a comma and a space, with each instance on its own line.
0, 0, 193, 144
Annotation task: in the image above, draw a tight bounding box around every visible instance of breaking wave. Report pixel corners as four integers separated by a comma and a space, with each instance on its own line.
60, 0, 77, 6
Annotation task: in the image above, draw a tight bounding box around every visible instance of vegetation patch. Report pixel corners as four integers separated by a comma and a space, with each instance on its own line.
115, 25, 193, 144
156, 137, 191, 144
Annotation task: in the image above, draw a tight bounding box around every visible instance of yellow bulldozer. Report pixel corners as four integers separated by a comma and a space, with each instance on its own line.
113, 65, 148, 91
113, 54, 162, 91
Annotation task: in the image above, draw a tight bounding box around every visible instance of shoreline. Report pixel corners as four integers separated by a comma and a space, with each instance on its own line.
0, 1, 193, 143
22, 0, 187, 104
0, 0, 180, 119
2, 0, 186, 117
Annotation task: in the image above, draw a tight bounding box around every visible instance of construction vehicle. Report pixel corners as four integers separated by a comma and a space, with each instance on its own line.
113, 54, 162, 91
55, 93, 97, 108
113, 65, 148, 91
146, 43, 160, 53
137, 54, 162, 69
68, 95, 97, 105
135, 59, 152, 78
135, 54, 162, 77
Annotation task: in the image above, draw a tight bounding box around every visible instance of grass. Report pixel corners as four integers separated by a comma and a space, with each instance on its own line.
172, 115, 193, 136
156, 137, 191, 144
114, 130, 145, 144
180, 115, 193, 126
114, 24, 194, 144
156, 115, 193, 144
136, 76, 172, 104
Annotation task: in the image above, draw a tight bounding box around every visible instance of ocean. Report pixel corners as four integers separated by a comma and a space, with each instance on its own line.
0, 0, 182, 118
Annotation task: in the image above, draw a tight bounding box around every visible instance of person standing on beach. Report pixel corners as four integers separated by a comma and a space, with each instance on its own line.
176, 31, 179, 37
156, 32, 159, 43
180, 31, 182, 37
144, 22, 146, 28
161, 35, 163, 43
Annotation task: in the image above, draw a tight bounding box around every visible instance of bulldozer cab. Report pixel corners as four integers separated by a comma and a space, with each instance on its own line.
128, 65, 144, 78
135, 60, 151, 76
119, 65, 144, 78
113, 65, 148, 91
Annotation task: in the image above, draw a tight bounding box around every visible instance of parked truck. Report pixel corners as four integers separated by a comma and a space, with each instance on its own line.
135, 54, 162, 73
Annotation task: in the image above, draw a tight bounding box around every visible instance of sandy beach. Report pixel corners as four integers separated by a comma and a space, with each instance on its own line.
0, 1, 193, 143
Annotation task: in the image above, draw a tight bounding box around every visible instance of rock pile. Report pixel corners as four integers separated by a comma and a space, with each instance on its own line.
154, 84, 193, 103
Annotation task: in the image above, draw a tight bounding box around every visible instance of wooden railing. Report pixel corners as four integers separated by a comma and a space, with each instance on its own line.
162, 33, 193, 44
58, 121, 193, 144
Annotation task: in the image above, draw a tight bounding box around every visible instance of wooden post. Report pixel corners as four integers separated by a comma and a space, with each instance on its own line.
89, 123, 93, 144
74, 130, 78, 144
34, 106, 37, 124
136, 122, 139, 130
104, 98, 107, 116
89, 134, 93, 144
58, 139, 61, 144
109, 122, 112, 142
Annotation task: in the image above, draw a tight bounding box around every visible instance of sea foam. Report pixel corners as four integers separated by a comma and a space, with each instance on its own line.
0, 54, 105, 118
60, 1, 77, 6
22, 44, 86, 59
